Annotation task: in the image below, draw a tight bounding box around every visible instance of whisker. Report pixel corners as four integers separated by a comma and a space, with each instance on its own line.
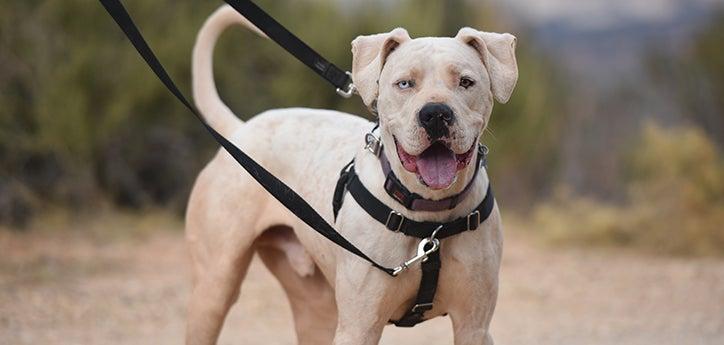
483, 126, 498, 142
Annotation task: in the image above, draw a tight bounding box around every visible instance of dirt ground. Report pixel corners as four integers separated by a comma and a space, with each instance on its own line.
1, 222, 723, 345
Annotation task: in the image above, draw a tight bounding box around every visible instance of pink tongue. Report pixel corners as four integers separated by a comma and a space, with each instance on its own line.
416, 143, 457, 189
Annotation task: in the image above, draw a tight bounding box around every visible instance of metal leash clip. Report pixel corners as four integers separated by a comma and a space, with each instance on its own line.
336, 72, 357, 98
392, 226, 442, 276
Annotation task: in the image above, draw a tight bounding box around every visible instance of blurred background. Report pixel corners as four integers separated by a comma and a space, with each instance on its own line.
1, 0, 723, 344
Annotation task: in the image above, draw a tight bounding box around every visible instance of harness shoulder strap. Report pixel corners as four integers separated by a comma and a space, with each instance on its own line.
332, 159, 354, 219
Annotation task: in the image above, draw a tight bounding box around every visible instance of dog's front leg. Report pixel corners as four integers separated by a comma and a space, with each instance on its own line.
447, 277, 498, 345
332, 261, 394, 345
451, 322, 495, 345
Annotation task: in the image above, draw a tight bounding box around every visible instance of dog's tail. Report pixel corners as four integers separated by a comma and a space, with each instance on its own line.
192, 5, 267, 135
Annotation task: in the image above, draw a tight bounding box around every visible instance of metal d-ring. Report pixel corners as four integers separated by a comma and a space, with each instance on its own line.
365, 132, 382, 156
429, 225, 442, 241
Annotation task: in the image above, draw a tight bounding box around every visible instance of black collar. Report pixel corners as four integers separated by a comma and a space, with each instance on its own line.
378, 143, 488, 212
364, 131, 488, 212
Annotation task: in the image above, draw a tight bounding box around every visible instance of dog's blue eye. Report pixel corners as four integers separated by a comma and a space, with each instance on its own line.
459, 77, 475, 89
396, 80, 414, 90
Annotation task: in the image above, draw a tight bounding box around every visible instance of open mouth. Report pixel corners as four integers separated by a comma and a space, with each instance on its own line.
395, 138, 476, 190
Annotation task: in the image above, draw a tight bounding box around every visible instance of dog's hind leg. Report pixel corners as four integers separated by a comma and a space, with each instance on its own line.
186, 246, 254, 345
257, 226, 338, 345
184, 164, 262, 345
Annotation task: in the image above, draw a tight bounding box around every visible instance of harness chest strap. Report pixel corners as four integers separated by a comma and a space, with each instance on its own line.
334, 165, 495, 238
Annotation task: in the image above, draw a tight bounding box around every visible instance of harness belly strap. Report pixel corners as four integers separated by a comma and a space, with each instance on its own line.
392, 249, 442, 327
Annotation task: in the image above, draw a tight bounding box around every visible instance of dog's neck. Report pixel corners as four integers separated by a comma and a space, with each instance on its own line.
354, 133, 489, 221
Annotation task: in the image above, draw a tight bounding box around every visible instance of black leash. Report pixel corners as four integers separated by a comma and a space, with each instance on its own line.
221, 0, 355, 97
98, 0, 394, 276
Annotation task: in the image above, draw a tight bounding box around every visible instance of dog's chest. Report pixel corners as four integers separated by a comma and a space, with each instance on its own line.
386, 227, 502, 320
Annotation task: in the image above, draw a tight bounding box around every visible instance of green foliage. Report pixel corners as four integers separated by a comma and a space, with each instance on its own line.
0, 0, 566, 227
533, 123, 724, 256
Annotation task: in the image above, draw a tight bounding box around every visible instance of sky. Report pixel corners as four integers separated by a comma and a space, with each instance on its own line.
493, 0, 724, 31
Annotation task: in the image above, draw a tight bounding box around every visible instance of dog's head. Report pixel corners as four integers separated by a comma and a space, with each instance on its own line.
352, 28, 518, 195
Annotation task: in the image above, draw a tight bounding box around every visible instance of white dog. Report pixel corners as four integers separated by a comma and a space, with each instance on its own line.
185, 5, 517, 345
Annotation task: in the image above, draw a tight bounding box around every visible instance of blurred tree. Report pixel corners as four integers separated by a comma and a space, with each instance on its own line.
645, 10, 724, 147
0, 0, 567, 226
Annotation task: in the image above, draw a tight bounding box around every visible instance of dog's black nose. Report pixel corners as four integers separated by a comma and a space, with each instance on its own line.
418, 103, 454, 140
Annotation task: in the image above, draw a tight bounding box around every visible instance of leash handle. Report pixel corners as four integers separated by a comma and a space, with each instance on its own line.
98, 0, 393, 276
222, 0, 355, 97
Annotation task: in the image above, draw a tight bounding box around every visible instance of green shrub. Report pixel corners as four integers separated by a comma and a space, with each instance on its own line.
533, 123, 724, 256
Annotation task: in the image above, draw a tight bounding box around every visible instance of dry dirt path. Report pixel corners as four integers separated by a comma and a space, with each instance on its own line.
1, 226, 723, 345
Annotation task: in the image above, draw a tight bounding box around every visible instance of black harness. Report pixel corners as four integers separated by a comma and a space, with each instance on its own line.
99, 0, 496, 328
332, 141, 495, 326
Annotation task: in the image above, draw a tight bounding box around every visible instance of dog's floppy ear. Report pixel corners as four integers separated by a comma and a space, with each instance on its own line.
351, 28, 411, 107
455, 28, 518, 104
